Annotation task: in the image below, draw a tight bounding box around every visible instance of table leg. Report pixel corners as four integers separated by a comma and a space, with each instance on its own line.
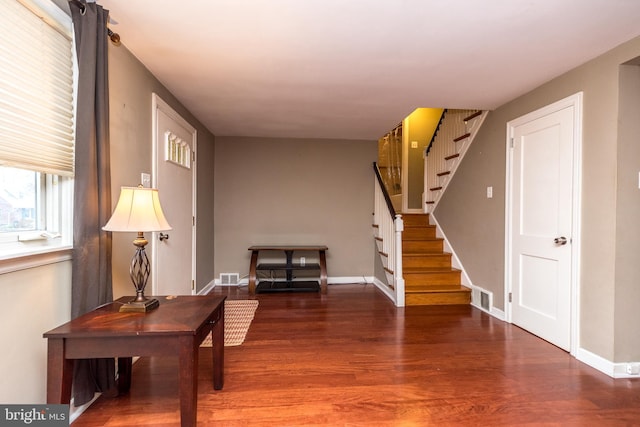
319, 249, 328, 294
117, 357, 132, 394
211, 304, 225, 390
178, 337, 198, 427
285, 250, 293, 283
46, 338, 73, 404
248, 250, 259, 295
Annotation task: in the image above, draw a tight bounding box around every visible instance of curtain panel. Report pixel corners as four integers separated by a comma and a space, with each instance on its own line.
69, 0, 116, 406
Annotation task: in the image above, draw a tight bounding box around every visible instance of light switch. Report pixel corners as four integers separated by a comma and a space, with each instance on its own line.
487, 186, 493, 199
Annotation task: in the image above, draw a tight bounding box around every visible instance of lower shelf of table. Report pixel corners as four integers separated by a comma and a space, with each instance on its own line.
255, 281, 320, 293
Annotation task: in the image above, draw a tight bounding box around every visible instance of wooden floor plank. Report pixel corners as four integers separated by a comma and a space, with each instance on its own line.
71, 284, 640, 426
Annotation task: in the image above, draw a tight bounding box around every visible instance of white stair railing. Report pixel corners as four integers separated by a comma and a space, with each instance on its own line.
373, 164, 405, 307
424, 110, 488, 213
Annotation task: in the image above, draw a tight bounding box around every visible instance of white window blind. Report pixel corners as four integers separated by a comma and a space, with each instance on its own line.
0, 0, 75, 177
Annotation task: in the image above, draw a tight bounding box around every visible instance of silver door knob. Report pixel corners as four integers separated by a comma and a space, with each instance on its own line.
159, 232, 170, 242
554, 236, 567, 245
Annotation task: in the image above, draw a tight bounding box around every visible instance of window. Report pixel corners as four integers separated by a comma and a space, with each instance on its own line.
0, 0, 75, 261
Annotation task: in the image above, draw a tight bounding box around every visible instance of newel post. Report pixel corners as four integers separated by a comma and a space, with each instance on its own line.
394, 215, 405, 307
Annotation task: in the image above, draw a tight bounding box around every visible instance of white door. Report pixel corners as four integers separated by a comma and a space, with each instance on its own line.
151, 94, 197, 296
506, 93, 582, 352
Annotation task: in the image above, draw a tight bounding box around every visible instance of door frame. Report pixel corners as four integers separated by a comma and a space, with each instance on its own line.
151, 93, 197, 295
504, 92, 583, 355
401, 116, 423, 213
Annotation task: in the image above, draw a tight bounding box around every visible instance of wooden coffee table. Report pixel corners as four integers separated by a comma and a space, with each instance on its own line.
43, 295, 226, 427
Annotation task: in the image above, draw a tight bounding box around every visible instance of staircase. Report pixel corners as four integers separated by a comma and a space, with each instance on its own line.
424, 110, 487, 213
402, 213, 470, 305
373, 109, 487, 307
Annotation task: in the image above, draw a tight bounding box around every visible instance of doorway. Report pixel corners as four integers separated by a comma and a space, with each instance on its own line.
151, 94, 197, 296
505, 93, 582, 353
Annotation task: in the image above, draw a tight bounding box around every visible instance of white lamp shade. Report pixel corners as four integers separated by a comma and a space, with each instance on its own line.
103, 186, 172, 232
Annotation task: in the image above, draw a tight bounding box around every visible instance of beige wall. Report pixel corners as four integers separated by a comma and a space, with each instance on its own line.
0, 39, 217, 404
0, 261, 71, 403
108, 43, 216, 295
214, 136, 377, 280
436, 36, 640, 362
615, 62, 640, 361
406, 108, 444, 209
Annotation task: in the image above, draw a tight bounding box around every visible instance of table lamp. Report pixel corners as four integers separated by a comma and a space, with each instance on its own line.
103, 186, 172, 313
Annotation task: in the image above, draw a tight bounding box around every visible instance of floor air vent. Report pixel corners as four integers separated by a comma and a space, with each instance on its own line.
472, 288, 492, 312
480, 291, 491, 311
220, 273, 239, 285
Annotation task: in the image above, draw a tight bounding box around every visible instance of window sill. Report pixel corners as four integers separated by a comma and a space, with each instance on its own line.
0, 246, 73, 275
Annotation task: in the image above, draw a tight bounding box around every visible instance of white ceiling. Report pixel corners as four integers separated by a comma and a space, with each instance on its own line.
98, 0, 640, 140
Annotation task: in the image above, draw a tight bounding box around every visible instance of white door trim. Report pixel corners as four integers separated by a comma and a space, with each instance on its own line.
504, 92, 583, 356
401, 117, 423, 214
151, 93, 197, 295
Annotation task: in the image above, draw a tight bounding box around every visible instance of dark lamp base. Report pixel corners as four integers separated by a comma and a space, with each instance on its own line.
119, 298, 160, 313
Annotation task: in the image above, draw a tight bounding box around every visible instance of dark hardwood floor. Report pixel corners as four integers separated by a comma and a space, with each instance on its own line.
72, 284, 640, 426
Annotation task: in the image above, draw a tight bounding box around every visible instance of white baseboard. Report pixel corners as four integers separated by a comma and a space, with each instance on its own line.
430, 213, 506, 322
329, 276, 372, 285
208, 276, 372, 289
69, 393, 101, 424
490, 307, 506, 321
577, 347, 640, 379
371, 276, 396, 301
199, 279, 216, 294
69, 357, 141, 423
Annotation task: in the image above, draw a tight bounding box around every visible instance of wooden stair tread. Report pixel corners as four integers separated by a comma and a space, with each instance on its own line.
403, 226, 436, 230
402, 237, 437, 242
444, 153, 460, 160
405, 284, 462, 291
404, 255, 450, 265
463, 110, 482, 121
405, 285, 470, 294
403, 237, 444, 242
403, 266, 461, 273
453, 133, 471, 142
403, 251, 450, 255
396, 212, 469, 306
405, 286, 471, 306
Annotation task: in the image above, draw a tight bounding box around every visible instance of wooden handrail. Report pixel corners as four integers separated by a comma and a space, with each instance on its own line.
373, 162, 396, 218
425, 109, 447, 156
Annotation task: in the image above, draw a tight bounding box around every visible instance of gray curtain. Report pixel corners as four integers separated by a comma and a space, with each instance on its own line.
70, 0, 117, 406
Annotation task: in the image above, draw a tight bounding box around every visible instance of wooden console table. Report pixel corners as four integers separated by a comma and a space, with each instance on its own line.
248, 245, 328, 294
43, 295, 226, 427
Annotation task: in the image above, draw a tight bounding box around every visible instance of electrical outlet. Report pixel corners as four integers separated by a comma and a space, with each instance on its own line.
141, 173, 151, 188
626, 363, 640, 375
300, 257, 306, 266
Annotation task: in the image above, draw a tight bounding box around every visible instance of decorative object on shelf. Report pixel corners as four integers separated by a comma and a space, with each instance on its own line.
103, 186, 172, 312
